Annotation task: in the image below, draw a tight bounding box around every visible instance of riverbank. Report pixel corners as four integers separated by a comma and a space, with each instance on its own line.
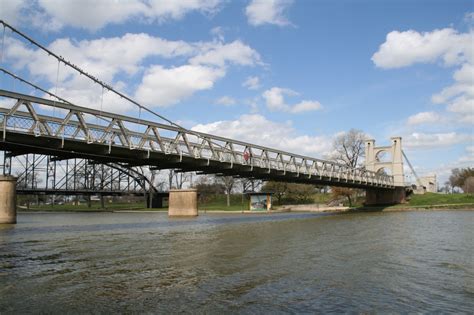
16, 193, 474, 213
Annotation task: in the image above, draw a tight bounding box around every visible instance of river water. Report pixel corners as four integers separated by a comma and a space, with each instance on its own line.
0, 210, 473, 313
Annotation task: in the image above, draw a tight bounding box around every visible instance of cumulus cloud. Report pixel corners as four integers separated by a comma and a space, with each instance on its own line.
404, 132, 472, 149
290, 100, 322, 113
262, 87, 322, 113
3, 32, 261, 111
372, 26, 474, 127
406, 111, 441, 125
371, 28, 472, 69
245, 0, 293, 26
215, 96, 236, 106
242, 76, 261, 90
189, 40, 262, 67
0, 0, 27, 26
263, 87, 297, 111
192, 114, 332, 156
1, 0, 223, 31
135, 65, 225, 107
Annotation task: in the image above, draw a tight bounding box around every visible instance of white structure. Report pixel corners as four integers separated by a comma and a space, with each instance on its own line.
420, 175, 437, 193
365, 137, 405, 187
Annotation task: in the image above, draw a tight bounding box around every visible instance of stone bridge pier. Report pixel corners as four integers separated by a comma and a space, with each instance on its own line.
364, 137, 407, 205
0, 175, 17, 224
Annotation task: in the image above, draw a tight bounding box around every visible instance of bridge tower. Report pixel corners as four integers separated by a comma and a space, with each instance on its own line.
365, 136, 404, 187
364, 137, 407, 205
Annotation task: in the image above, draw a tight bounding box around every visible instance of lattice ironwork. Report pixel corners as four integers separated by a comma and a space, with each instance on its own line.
3, 152, 149, 195
0, 89, 395, 188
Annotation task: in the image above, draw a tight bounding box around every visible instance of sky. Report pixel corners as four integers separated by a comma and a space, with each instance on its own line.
0, 0, 473, 185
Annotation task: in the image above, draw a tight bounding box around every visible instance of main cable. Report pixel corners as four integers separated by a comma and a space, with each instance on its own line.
0, 19, 187, 131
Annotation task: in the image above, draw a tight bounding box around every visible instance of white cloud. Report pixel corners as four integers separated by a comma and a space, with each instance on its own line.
262, 87, 322, 113
144, 0, 221, 21
0, 0, 27, 25
404, 132, 472, 149
4, 34, 195, 83
135, 65, 225, 107
262, 87, 297, 111
373, 26, 474, 127
210, 26, 225, 41
372, 28, 473, 69
446, 95, 474, 114
3, 32, 261, 111
242, 76, 260, 90
192, 114, 332, 156
2, 0, 223, 32
189, 40, 262, 67
406, 111, 441, 125
458, 145, 474, 163
215, 96, 236, 106
245, 0, 293, 26
290, 100, 322, 113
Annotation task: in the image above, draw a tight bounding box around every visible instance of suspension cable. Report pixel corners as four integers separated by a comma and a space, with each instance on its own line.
0, 19, 186, 131
402, 150, 423, 187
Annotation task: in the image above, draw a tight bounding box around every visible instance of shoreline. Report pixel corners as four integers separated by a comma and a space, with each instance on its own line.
17, 205, 474, 214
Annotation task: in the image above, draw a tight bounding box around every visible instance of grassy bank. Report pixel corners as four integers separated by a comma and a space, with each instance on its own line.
19, 192, 472, 213
359, 193, 474, 211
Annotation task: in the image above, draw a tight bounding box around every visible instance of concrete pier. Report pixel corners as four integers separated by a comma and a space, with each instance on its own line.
365, 187, 406, 206
168, 189, 198, 217
0, 176, 17, 224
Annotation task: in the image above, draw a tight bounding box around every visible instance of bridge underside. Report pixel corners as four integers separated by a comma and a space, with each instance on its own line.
0, 132, 391, 190
365, 187, 408, 206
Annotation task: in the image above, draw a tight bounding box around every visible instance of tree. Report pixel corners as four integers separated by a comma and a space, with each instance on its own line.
262, 181, 288, 205
329, 129, 367, 206
194, 175, 225, 194
262, 181, 315, 204
167, 169, 191, 189
286, 183, 315, 203
217, 176, 236, 207
443, 180, 452, 194
332, 187, 356, 207
330, 128, 366, 168
463, 176, 474, 194
449, 167, 474, 192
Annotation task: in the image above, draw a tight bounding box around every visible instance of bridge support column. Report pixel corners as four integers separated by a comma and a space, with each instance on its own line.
0, 176, 17, 224
365, 187, 406, 206
168, 189, 198, 217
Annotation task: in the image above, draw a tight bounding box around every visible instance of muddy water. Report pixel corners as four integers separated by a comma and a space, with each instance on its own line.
0, 210, 473, 313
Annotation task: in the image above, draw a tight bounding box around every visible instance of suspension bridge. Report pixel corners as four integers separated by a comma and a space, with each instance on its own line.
0, 20, 415, 223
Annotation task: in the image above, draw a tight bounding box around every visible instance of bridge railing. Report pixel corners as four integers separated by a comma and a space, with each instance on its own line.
0, 90, 394, 188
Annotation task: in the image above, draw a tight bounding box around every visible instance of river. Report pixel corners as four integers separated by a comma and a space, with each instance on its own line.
1, 210, 473, 313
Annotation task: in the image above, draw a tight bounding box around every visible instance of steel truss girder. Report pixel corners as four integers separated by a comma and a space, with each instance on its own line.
2, 152, 151, 195
0, 90, 395, 188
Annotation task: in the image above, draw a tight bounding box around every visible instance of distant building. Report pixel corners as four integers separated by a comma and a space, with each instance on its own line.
420, 175, 437, 193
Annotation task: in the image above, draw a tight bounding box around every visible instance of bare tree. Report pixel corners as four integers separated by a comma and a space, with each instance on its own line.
174, 171, 191, 189
329, 129, 367, 206
217, 176, 236, 207
331, 128, 366, 168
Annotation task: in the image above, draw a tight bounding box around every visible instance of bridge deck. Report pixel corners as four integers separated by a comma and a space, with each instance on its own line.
0, 90, 395, 189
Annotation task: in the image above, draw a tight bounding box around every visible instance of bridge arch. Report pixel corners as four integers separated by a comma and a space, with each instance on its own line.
375, 149, 392, 163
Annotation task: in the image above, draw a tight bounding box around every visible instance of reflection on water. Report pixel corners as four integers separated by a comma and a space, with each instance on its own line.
0, 211, 473, 313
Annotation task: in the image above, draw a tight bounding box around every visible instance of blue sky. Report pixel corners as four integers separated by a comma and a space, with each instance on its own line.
0, 0, 473, 184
